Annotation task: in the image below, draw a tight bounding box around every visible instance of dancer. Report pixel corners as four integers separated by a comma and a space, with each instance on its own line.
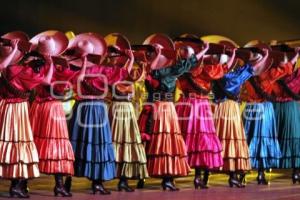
105, 33, 148, 192
241, 41, 282, 185
208, 36, 252, 188
139, 34, 205, 191
67, 32, 130, 195
271, 46, 299, 183
0, 32, 54, 198
175, 35, 228, 189
29, 31, 75, 196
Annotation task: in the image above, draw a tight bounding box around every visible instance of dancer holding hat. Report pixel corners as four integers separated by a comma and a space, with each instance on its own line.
29, 30, 75, 197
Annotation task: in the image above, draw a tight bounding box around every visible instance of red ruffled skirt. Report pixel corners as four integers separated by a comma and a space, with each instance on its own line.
0, 100, 40, 179
146, 101, 190, 177
176, 97, 223, 169
30, 100, 74, 175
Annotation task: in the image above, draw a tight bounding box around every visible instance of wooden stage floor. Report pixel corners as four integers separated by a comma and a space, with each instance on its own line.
1, 169, 300, 200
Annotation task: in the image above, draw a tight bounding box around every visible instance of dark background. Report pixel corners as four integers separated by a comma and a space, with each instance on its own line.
1, 0, 299, 45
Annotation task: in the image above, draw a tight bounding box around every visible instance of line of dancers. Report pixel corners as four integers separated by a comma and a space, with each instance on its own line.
0, 30, 300, 198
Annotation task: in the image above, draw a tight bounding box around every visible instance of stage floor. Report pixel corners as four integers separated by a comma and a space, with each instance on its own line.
1, 169, 300, 200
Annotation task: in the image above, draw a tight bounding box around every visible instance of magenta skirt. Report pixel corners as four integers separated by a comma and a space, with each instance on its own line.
176, 97, 223, 169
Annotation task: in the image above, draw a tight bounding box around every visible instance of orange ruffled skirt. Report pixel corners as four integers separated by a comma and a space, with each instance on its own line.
110, 102, 148, 179
30, 100, 74, 175
214, 100, 251, 172
0, 100, 40, 179
147, 101, 190, 177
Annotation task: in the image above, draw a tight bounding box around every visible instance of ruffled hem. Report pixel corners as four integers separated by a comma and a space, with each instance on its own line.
147, 155, 190, 177
220, 139, 250, 158
39, 159, 74, 175
0, 141, 39, 164
116, 162, 149, 179
250, 157, 280, 169
222, 158, 251, 171
186, 132, 223, 153
0, 163, 40, 179
248, 137, 282, 160
72, 142, 115, 162
147, 132, 187, 156
73, 160, 115, 181
114, 143, 147, 163
34, 138, 75, 160
280, 157, 300, 168
188, 151, 223, 169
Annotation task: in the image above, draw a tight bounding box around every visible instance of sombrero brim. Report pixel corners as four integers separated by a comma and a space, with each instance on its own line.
30, 30, 69, 56
105, 33, 131, 51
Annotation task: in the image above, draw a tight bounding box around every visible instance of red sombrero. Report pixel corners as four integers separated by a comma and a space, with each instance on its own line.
0, 31, 31, 65
143, 33, 176, 69
173, 34, 203, 53
30, 30, 69, 56
66, 32, 107, 67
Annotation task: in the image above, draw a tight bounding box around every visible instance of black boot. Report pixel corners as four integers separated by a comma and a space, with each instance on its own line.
54, 174, 72, 197
239, 171, 246, 186
203, 170, 210, 187
64, 176, 72, 193
194, 169, 208, 189
161, 177, 179, 191
292, 168, 300, 184
92, 180, 111, 195
228, 172, 245, 188
9, 179, 29, 198
136, 179, 145, 189
118, 177, 134, 192
257, 170, 268, 185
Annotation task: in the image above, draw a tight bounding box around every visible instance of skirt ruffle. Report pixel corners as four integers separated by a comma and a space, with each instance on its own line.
243, 102, 281, 169
30, 101, 75, 175
147, 101, 190, 177
110, 102, 148, 179
0, 100, 40, 179
273, 101, 300, 168
176, 97, 223, 169
214, 100, 251, 171
69, 100, 115, 181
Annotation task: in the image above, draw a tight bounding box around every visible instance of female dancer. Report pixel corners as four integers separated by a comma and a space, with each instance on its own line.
241, 42, 283, 185
105, 33, 148, 192
29, 31, 75, 196
0, 33, 56, 198
139, 34, 205, 191
271, 48, 300, 183
211, 37, 253, 188
67, 33, 115, 195
175, 35, 235, 189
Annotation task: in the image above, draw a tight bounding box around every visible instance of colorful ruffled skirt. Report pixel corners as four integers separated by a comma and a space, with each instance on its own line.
0, 100, 40, 179
214, 100, 251, 171
30, 100, 75, 175
273, 101, 300, 168
243, 102, 281, 169
69, 100, 115, 180
110, 101, 148, 179
176, 97, 223, 169
146, 101, 190, 177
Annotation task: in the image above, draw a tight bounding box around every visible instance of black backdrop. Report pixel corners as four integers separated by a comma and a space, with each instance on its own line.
1, 0, 300, 45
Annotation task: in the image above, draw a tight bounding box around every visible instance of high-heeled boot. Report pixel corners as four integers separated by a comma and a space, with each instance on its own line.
228, 172, 245, 188
203, 170, 210, 187
194, 169, 208, 189
54, 174, 72, 197
239, 171, 246, 186
64, 176, 72, 193
161, 177, 179, 191
257, 170, 268, 185
118, 177, 134, 192
136, 179, 145, 189
9, 179, 29, 198
92, 180, 111, 195
292, 168, 300, 184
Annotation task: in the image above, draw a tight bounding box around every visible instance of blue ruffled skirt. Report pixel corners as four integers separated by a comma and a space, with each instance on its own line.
243, 102, 281, 169
273, 101, 300, 169
68, 100, 116, 180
